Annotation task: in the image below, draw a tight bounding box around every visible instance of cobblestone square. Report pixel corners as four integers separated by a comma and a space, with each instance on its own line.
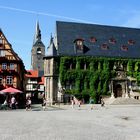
0, 105, 140, 140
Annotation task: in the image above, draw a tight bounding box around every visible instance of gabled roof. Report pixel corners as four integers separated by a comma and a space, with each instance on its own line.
56, 21, 140, 58
26, 70, 38, 78
0, 29, 25, 69
0, 28, 10, 45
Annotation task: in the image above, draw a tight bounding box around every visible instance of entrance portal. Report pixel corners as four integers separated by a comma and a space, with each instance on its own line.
114, 84, 122, 98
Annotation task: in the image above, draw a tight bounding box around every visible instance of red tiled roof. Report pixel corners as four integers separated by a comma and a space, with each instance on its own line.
39, 76, 44, 84
25, 70, 38, 78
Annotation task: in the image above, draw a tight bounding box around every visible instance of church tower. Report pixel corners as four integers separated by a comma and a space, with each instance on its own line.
31, 21, 45, 76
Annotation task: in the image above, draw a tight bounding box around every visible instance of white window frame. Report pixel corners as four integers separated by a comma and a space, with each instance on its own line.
0, 50, 5, 57
0, 76, 3, 84
10, 63, 15, 70
2, 63, 7, 70
76, 40, 83, 46
6, 76, 13, 85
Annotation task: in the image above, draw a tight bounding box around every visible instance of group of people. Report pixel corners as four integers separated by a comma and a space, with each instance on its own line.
71, 96, 105, 110
71, 98, 82, 109
25, 96, 47, 111
1, 94, 105, 111
1, 96, 17, 110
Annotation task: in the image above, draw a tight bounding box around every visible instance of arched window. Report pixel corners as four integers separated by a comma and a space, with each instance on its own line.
36, 48, 42, 54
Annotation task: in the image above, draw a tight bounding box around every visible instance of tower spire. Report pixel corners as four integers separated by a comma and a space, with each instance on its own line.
33, 20, 41, 45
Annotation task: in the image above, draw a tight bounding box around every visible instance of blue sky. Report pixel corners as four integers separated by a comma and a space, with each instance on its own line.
0, 0, 140, 69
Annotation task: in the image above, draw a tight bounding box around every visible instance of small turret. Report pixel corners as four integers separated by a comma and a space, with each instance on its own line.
47, 34, 57, 56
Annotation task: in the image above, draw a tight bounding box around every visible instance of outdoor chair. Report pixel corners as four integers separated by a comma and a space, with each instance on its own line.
0, 104, 8, 110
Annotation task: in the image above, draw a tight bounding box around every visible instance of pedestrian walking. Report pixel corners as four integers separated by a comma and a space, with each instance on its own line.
100, 97, 105, 107
89, 97, 94, 110
42, 98, 47, 111
78, 100, 81, 109
71, 99, 74, 109
26, 98, 32, 111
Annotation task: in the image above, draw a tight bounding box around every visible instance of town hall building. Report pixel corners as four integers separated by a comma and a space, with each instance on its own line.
44, 21, 140, 104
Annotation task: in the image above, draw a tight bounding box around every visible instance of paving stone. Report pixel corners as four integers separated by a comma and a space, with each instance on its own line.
0, 105, 140, 140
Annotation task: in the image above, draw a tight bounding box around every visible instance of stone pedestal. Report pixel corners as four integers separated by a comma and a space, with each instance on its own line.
111, 92, 115, 98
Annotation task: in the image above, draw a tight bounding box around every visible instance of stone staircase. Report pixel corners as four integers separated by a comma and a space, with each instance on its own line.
105, 97, 140, 105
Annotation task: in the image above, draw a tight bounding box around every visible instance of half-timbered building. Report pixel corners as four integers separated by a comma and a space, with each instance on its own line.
0, 29, 26, 105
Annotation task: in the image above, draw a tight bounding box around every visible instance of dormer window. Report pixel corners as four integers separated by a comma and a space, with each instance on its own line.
90, 37, 97, 43
121, 45, 128, 51
74, 39, 84, 46
74, 38, 84, 54
109, 37, 116, 44
101, 43, 109, 50
36, 48, 42, 54
128, 39, 135, 45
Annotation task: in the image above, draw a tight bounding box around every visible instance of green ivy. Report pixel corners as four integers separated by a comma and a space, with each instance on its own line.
58, 56, 140, 103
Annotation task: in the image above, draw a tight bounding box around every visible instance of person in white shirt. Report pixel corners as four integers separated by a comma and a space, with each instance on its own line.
11, 96, 16, 109
26, 98, 32, 111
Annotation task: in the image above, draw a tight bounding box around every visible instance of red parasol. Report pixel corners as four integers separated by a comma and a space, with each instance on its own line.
0, 87, 22, 94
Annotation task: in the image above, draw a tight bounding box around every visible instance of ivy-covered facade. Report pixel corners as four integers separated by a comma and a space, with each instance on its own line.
44, 21, 140, 104
58, 56, 140, 103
